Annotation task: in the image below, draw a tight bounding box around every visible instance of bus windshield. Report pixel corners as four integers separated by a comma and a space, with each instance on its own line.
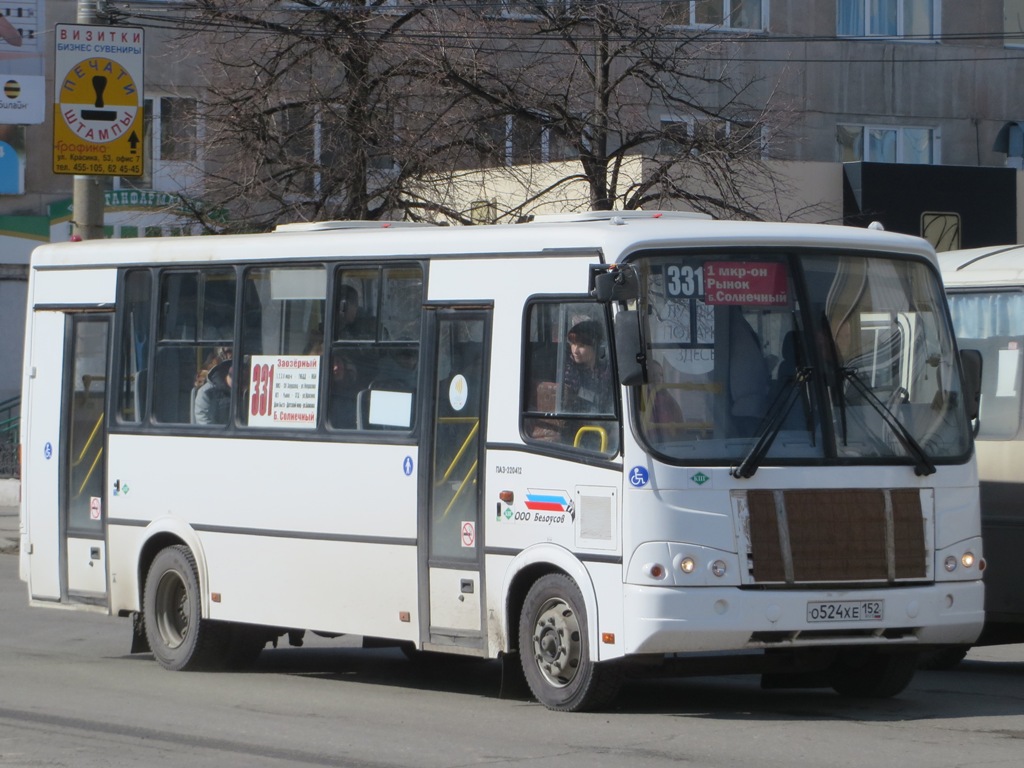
633, 250, 971, 469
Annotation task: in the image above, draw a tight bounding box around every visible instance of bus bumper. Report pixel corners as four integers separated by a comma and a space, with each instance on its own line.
621, 581, 985, 656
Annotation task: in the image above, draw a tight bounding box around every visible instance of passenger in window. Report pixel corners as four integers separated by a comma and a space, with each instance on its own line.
310, 341, 359, 428
336, 284, 374, 340
194, 358, 232, 425
563, 320, 612, 414
194, 346, 231, 389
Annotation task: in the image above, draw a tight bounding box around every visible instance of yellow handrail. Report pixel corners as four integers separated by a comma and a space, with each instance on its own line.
442, 460, 478, 520
436, 416, 481, 519
71, 412, 104, 468
76, 447, 104, 498
573, 425, 608, 453
439, 417, 479, 483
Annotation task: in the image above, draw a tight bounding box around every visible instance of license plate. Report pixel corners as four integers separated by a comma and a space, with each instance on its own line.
807, 600, 884, 622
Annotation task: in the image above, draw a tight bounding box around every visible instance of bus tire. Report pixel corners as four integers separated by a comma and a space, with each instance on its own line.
143, 545, 228, 671
918, 644, 969, 670
828, 649, 918, 698
518, 573, 621, 712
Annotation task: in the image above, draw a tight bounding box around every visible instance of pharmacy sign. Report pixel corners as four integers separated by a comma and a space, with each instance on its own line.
53, 24, 144, 176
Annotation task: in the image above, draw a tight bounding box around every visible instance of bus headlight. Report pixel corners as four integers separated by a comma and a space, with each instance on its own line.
710, 560, 727, 578
945, 552, 979, 572
680, 557, 696, 574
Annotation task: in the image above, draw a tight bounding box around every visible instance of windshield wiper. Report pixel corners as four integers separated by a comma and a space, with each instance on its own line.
842, 368, 936, 476
732, 367, 812, 479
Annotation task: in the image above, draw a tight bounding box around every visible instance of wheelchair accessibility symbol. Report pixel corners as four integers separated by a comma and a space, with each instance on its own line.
628, 466, 649, 488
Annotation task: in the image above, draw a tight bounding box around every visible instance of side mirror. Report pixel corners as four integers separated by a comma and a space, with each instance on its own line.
614, 310, 646, 386
592, 265, 639, 303
959, 348, 982, 422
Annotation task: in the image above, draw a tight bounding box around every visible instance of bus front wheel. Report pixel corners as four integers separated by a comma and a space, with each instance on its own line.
518, 574, 621, 712
143, 545, 228, 671
828, 649, 919, 698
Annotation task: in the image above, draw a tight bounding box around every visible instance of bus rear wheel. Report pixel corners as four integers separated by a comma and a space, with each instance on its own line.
144, 545, 229, 671
518, 574, 621, 712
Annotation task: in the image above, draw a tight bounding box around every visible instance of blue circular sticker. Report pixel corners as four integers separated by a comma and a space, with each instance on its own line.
628, 466, 649, 488
44, 442, 53, 460
403, 456, 414, 476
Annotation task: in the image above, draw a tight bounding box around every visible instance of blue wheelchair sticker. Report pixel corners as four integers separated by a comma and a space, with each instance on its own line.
628, 466, 650, 488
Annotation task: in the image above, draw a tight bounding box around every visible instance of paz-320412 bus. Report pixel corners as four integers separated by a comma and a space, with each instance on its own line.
19, 211, 984, 711
940, 244, 1024, 657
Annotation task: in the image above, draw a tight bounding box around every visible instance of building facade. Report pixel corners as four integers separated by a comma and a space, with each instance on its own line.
1, 0, 1023, 402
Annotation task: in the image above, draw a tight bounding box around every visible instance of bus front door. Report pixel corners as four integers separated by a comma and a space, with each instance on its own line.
422, 308, 491, 654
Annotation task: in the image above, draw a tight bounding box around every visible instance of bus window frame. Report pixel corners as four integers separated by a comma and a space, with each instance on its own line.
946, 287, 1024, 442
109, 259, 428, 443
519, 293, 622, 460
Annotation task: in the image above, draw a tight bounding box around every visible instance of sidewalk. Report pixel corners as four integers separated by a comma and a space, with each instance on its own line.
0, 478, 19, 554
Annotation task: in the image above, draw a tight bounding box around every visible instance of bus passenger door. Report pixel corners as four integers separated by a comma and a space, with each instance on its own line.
62, 315, 111, 600
422, 307, 491, 653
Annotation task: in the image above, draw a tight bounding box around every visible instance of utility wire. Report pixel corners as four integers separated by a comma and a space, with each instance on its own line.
104, 3, 1024, 64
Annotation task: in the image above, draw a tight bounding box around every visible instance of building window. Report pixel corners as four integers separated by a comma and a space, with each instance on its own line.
118, 97, 200, 189
477, 115, 575, 167
660, 115, 767, 158
837, 124, 940, 164
837, 0, 938, 38
1007, 0, 1024, 46
470, 200, 497, 224
663, 0, 767, 30
281, 104, 317, 195
160, 97, 198, 162
921, 212, 961, 252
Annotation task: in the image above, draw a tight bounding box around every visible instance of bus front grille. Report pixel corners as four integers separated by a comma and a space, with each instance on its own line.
744, 489, 927, 584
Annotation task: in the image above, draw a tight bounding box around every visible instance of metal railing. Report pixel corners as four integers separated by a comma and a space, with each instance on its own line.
0, 395, 20, 478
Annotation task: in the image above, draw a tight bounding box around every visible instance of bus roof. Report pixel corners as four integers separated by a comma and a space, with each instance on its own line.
31, 213, 938, 270
938, 244, 1024, 289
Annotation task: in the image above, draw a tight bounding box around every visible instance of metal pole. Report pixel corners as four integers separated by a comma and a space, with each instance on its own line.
71, 0, 106, 241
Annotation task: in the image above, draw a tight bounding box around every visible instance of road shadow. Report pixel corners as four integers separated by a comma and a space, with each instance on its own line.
234, 642, 1024, 721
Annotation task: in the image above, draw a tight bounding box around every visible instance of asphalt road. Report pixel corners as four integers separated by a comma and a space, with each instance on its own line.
0, 504, 16, 555
2, 546, 1024, 768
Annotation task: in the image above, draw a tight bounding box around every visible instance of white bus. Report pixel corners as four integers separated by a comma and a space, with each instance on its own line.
19, 212, 985, 711
940, 244, 1024, 651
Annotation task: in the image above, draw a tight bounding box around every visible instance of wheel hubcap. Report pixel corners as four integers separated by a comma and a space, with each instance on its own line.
531, 597, 582, 688
154, 571, 189, 649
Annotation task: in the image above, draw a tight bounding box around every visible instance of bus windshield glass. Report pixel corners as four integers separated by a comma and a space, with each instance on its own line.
633, 250, 971, 468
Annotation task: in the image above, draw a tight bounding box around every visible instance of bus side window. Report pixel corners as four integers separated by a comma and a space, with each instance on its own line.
521, 300, 619, 456
238, 266, 326, 427
331, 265, 423, 431
151, 269, 236, 426
117, 269, 152, 424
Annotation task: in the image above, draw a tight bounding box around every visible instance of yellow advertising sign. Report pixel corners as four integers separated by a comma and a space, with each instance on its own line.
52, 24, 144, 176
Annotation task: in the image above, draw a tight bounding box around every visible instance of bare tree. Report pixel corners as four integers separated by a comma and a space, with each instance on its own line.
113, 0, 483, 232
111, 0, 805, 228
410, 0, 800, 221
